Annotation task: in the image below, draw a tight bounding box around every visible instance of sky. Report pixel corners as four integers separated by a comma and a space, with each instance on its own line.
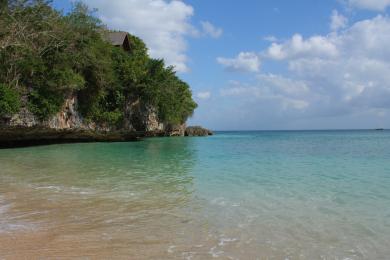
53, 0, 390, 130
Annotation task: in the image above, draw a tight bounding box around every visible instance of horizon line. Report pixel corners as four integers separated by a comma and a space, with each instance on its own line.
210, 128, 387, 132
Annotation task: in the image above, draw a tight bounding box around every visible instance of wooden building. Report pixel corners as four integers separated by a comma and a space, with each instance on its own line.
107, 31, 131, 52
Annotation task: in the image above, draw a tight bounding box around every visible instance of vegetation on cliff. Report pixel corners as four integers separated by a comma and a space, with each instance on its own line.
0, 0, 197, 127
0, 83, 20, 117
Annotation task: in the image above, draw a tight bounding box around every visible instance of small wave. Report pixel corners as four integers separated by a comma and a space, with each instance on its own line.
210, 197, 227, 206
218, 237, 238, 246
35, 185, 62, 192
167, 245, 176, 253
209, 246, 224, 258
0, 196, 37, 233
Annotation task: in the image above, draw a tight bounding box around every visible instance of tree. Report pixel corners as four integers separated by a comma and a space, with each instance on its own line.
0, 0, 7, 11
0, 83, 20, 117
0, 0, 197, 126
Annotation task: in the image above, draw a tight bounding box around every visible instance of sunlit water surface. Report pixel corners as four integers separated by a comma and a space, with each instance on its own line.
1, 131, 390, 259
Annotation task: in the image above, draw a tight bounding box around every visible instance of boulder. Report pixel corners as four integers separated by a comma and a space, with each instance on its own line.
185, 126, 213, 137
165, 123, 186, 136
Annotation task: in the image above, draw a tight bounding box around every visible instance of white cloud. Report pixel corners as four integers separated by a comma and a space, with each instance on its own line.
220, 75, 310, 111
263, 35, 278, 42
220, 15, 390, 123
348, 0, 390, 11
196, 91, 211, 100
83, 0, 195, 72
271, 15, 390, 115
266, 34, 338, 60
217, 52, 261, 72
256, 74, 309, 95
220, 84, 259, 97
200, 21, 223, 38
330, 10, 348, 31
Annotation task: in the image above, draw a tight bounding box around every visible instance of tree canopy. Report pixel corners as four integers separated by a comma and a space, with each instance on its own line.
0, 0, 197, 126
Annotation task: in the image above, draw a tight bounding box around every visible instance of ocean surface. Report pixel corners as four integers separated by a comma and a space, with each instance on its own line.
0, 130, 390, 259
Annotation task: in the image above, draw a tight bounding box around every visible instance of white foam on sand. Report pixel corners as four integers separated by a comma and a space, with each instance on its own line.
0, 196, 13, 233
209, 246, 224, 258
167, 245, 176, 253
218, 237, 238, 246
0, 196, 36, 233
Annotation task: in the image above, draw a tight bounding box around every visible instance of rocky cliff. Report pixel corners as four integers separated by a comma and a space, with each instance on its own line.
2, 94, 171, 132
0, 94, 188, 147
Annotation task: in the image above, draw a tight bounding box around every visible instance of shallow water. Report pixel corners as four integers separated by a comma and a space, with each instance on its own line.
1, 130, 390, 259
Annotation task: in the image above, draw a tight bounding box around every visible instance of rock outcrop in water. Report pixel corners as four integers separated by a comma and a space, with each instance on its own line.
185, 126, 213, 136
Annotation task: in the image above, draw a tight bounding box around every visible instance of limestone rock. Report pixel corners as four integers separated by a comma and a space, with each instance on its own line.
45, 95, 86, 129
0, 93, 210, 147
124, 98, 164, 132
165, 123, 186, 136
185, 126, 213, 136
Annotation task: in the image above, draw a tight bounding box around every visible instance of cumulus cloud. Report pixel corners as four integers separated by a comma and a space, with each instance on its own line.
217, 52, 261, 72
348, 0, 390, 11
330, 10, 348, 31
275, 15, 390, 115
83, 0, 195, 72
196, 91, 211, 100
200, 21, 223, 38
220, 75, 310, 111
256, 74, 309, 96
220, 15, 390, 124
266, 34, 338, 60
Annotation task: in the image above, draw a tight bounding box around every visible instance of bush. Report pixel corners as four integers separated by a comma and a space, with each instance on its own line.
0, 84, 20, 117
27, 89, 65, 120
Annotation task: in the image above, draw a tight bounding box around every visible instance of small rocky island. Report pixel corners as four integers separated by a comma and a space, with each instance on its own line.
0, 2, 212, 148
185, 126, 213, 136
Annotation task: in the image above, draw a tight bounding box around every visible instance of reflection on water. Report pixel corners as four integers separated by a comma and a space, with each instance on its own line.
1, 131, 390, 259
0, 138, 202, 258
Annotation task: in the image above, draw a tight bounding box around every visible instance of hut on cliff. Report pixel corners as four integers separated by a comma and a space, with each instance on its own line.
107, 31, 131, 52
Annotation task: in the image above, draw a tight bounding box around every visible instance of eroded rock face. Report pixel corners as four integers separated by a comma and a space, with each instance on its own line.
7, 107, 38, 127
124, 98, 164, 132
185, 126, 213, 136
46, 95, 86, 129
2, 95, 166, 133
4, 95, 88, 130
0, 94, 171, 144
0, 94, 211, 147
165, 123, 186, 136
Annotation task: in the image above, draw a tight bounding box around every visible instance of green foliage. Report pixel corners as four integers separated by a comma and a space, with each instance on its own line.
142, 59, 197, 124
0, 0, 197, 126
0, 84, 20, 117
0, 0, 7, 12
28, 88, 64, 120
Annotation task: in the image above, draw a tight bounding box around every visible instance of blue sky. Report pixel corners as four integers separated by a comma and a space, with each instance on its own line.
53, 0, 390, 130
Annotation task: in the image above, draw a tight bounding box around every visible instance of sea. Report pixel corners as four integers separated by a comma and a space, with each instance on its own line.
0, 130, 390, 259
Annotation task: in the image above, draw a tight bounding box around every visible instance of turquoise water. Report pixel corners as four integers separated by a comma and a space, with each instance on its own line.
0, 130, 390, 259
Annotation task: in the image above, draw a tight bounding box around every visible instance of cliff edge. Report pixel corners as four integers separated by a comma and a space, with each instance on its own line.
0, 94, 189, 148
0, 2, 212, 148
